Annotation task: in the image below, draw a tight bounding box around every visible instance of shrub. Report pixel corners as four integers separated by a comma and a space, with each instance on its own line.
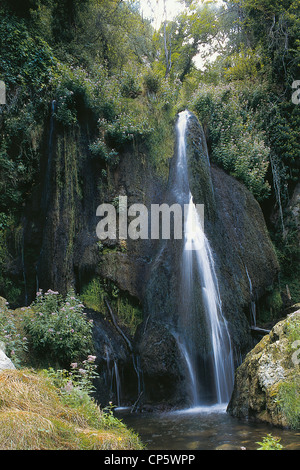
43, 355, 101, 423
100, 110, 154, 150
119, 70, 141, 98
143, 70, 161, 95
0, 15, 55, 88
89, 138, 119, 167
256, 434, 283, 450
190, 83, 271, 201
0, 302, 28, 367
50, 63, 122, 127
24, 289, 94, 367
223, 47, 264, 82
42, 359, 133, 432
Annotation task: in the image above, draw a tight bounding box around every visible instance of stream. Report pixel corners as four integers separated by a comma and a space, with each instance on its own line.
115, 406, 300, 451
112, 111, 300, 452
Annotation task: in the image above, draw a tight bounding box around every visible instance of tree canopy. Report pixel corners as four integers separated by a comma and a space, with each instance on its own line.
0, 0, 299, 305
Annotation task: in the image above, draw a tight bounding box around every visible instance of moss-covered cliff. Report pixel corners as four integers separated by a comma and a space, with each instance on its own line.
135, 113, 279, 406
228, 308, 300, 429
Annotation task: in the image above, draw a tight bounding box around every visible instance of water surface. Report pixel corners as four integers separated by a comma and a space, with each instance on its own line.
116, 406, 300, 451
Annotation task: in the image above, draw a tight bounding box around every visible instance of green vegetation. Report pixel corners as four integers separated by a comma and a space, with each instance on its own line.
257, 434, 283, 450
1, 289, 95, 369
277, 380, 300, 430
81, 278, 107, 314
0, 301, 28, 367
0, 0, 299, 448
23, 289, 94, 368
0, 0, 299, 313
0, 368, 142, 450
0, 292, 143, 449
276, 315, 300, 429
182, 0, 300, 317
190, 83, 271, 200
81, 277, 143, 336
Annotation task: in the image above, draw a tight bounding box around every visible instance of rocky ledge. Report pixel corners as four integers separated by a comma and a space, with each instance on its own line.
227, 308, 300, 428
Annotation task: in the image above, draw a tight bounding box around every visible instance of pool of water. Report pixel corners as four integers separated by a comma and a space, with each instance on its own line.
115, 405, 300, 450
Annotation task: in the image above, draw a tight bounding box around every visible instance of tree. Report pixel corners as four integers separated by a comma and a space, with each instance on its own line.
153, 0, 220, 80
224, 0, 300, 83
1, 0, 39, 17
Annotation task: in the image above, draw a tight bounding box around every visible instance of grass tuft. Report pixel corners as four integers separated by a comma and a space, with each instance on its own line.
0, 369, 143, 450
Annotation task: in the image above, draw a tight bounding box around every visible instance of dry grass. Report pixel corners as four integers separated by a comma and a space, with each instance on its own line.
0, 369, 143, 450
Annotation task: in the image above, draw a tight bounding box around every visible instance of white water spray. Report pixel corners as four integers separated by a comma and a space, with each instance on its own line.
176, 111, 234, 406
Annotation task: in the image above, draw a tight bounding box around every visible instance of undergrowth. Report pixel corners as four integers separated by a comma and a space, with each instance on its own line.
0, 368, 143, 450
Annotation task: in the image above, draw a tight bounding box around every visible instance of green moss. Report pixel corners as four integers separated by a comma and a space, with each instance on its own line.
258, 287, 283, 324
114, 295, 143, 337
285, 315, 300, 350
275, 314, 300, 429
81, 278, 107, 313
267, 289, 283, 316
80, 277, 142, 336
277, 379, 300, 430
147, 108, 175, 180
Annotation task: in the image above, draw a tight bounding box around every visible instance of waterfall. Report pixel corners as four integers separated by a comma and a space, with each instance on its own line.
246, 267, 257, 327
42, 100, 56, 210
175, 110, 234, 406
176, 336, 198, 406
113, 360, 122, 407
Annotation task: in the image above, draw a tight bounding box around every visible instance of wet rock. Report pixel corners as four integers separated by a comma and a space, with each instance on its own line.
135, 321, 185, 404
136, 113, 279, 405
215, 443, 241, 450
227, 309, 300, 428
14, 111, 281, 407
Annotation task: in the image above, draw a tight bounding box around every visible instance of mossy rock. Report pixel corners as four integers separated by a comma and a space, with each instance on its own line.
228, 310, 300, 429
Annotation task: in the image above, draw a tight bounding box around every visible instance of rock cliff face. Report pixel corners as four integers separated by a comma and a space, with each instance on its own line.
134, 113, 279, 405
16, 111, 279, 406
227, 309, 300, 428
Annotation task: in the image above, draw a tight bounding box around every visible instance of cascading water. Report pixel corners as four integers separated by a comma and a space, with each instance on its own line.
113, 360, 122, 407
246, 266, 257, 327
175, 110, 234, 407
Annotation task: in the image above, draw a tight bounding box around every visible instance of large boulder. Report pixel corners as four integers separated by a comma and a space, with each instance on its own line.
0, 299, 16, 371
0, 342, 16, 371
227, 309, 300, 428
